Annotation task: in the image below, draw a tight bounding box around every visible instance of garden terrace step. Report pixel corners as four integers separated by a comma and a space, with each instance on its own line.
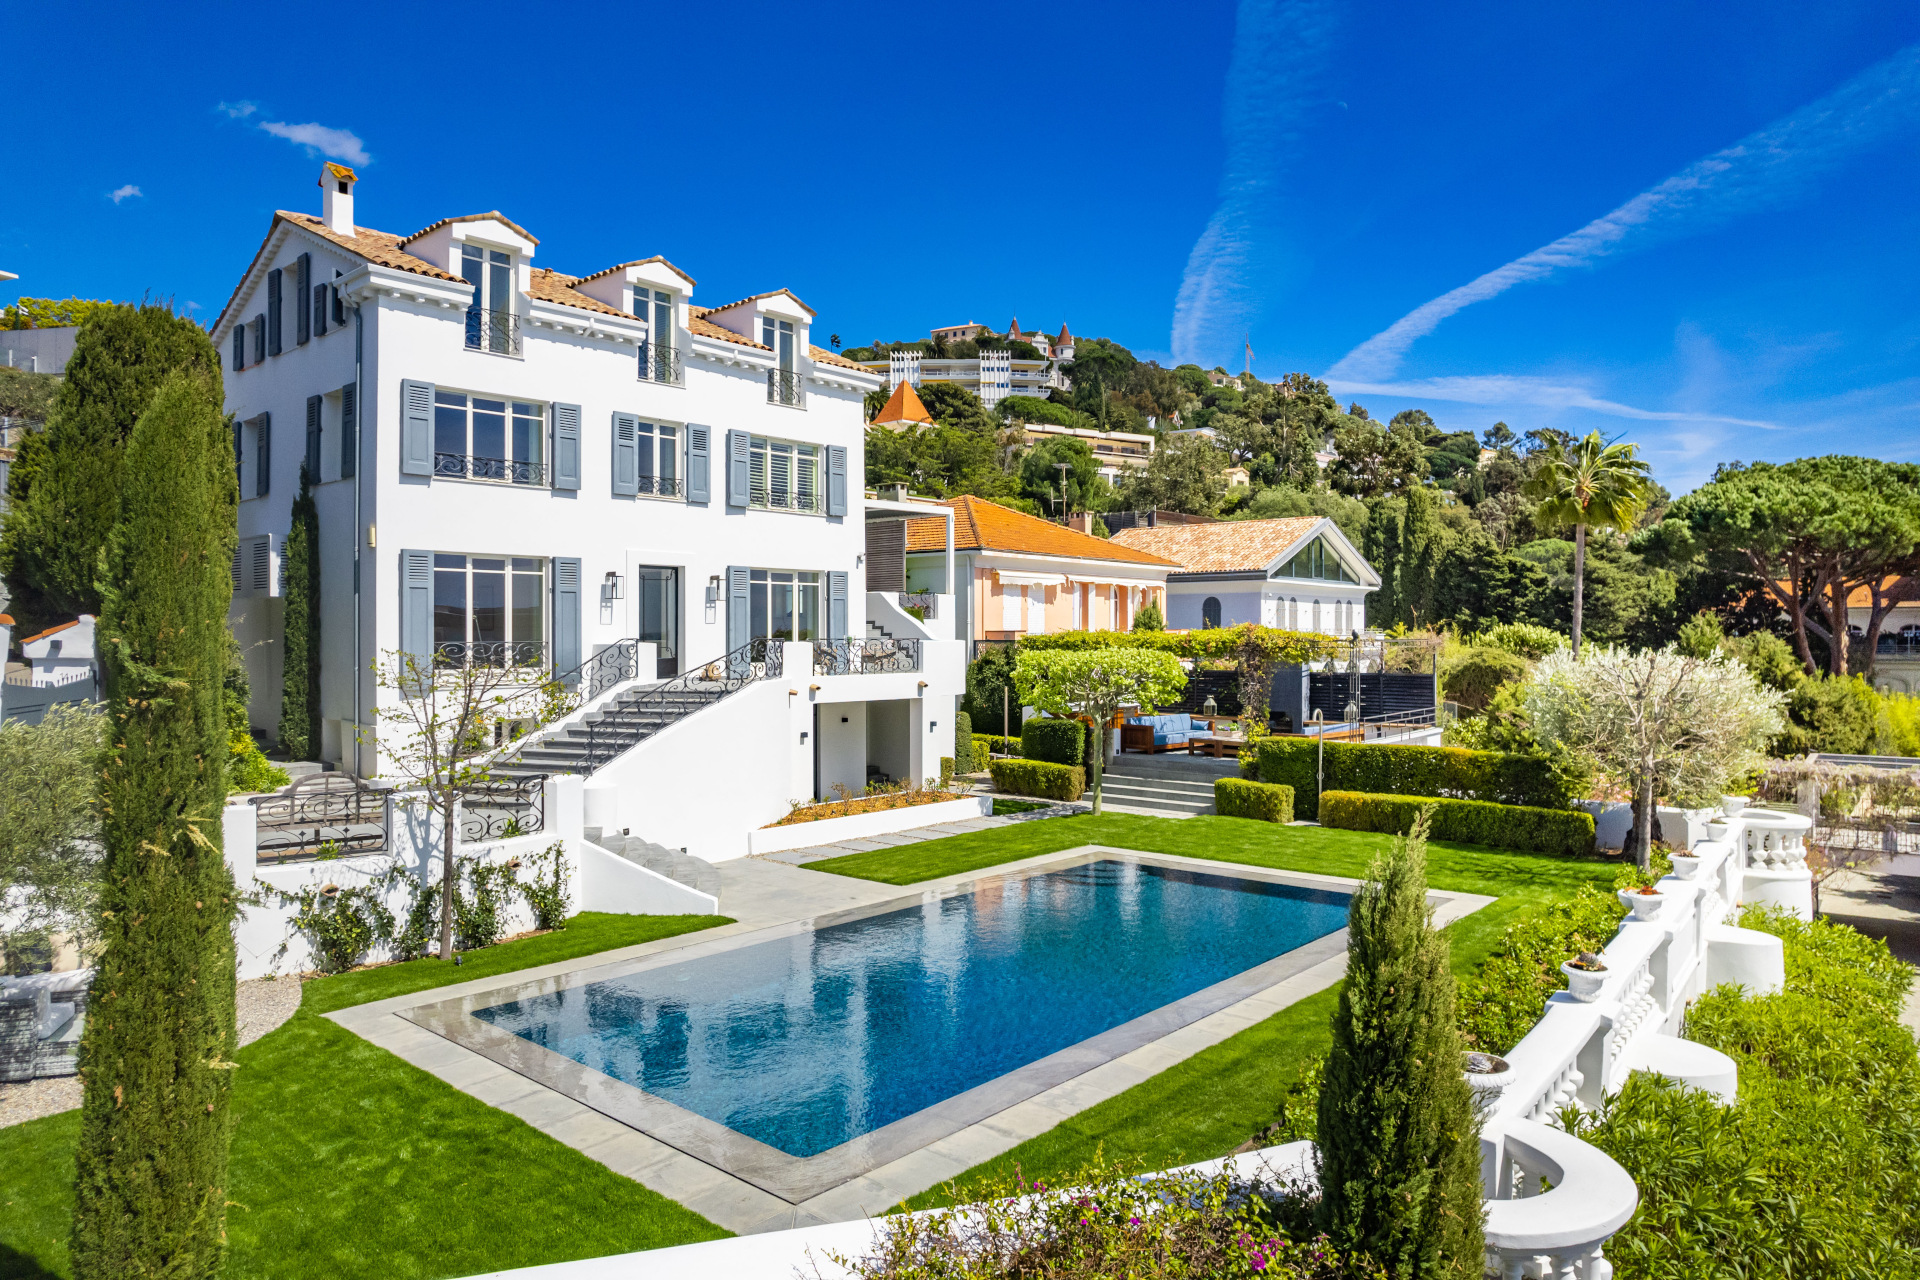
584, 828, 722, 898
1091, 770, 1219, 818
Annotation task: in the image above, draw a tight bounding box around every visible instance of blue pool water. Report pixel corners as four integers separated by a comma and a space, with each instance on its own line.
472, 860, 1349, 1156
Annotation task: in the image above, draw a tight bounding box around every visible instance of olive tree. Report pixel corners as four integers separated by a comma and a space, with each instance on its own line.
1525, 645, 1786, 867
1014, 647, 1185, 814
0, 704, 104, 962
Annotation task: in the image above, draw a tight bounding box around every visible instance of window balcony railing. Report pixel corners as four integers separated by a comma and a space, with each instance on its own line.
767, 367, 803, 407
639, 340, 683, 385
814, 638, 922, 676
636, 475, 683, 498
435, 452, 547, 486
750, 486, 821, 514
433, 640, 549, 671
464, 307, 523, 357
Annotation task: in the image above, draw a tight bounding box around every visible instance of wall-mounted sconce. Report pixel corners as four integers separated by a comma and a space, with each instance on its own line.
706, 575, 722, 606
601, 570, 625, 602
800, 731, 809, 744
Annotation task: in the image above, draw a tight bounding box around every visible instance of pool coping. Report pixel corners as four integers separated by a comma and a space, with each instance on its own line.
375, 846, 1492, 1215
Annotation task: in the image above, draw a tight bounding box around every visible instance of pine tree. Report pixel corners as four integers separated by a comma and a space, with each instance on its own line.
0, 304, 218, 629
71, 367, 239, 1278
1315, 810, 1484, 1278
278, 466, 321, 759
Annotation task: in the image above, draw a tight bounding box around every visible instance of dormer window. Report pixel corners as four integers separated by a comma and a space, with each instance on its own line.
763, 318, 800, 406
461, 244, 521, 356
634, 286, 681, 385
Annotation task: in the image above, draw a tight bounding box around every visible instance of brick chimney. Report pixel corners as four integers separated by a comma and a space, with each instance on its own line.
320, 163, 357, 236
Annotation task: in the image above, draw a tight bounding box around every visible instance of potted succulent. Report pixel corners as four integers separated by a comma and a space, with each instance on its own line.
1617, 883, 1666, 921
1560, 951, 1609, 1002
1463, 1051, 1511, 1104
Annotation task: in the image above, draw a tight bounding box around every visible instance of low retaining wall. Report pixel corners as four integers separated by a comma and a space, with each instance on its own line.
746, 795, 992, 856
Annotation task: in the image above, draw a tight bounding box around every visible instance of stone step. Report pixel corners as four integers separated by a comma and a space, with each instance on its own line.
587, 831, 722, 899
1101, 772, 1220, 797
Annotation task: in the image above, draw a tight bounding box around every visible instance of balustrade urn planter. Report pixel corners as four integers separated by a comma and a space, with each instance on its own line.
1720, 795, 1749, 817
1561, 955, 1609, 1003
1618, 886, 1665, 921
1464, 1051, 1511, 1103
1669, 852, 1702, 880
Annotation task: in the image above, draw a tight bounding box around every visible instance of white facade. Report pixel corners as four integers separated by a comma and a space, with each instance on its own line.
213, 167, 963, 860
1128, 518, 1378, 636
872, 349, 1056, 410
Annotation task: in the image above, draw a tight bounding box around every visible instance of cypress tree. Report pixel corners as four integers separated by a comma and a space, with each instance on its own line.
1363, 496, 1405, 627
278, 466, 321, 759
0, 303, 218, 629
1315, 810, 1484, 1278
71, 368, 239, 1278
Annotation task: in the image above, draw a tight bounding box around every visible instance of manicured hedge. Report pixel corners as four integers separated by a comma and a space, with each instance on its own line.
1317, 790, 1595, 857
953, 711, 974, 773
1022, 717, 1085, 766
1254, 736, 1573, 820
988, 758, 1085, 802
975, 734, 1022, 760
1214, 777, 1294, 823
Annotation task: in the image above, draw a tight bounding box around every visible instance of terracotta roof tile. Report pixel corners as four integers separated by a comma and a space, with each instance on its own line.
688, 308, 771, 351
17, 618, 80, 645
401, 210, 540, 246
810, 345, 867, 372
906, 496, 1178, 568
526, 268, 627, 317
217, 211, 462, 333
573, 256, 697, 287
1109, 517, 1319, 574
701, 288, 818, 318
871, 380, 934, 425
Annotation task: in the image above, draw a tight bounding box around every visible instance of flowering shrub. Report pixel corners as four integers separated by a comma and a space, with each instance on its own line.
828, 1157, 1382, 1279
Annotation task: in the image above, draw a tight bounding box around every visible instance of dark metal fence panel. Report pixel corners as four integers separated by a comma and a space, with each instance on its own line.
813, 638, 922, 675
457, 775, 547, 843
251, 774, 389, 863
1308, 672, 1435, 723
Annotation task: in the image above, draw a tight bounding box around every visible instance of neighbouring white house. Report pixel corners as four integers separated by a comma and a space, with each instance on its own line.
18, 615, 97, 685
1109, 516, 1379, 635
212, 164, 964, 861
856, 322, 1074, 411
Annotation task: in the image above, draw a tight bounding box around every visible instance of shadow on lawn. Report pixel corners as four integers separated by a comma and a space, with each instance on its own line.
0, 1241, 62, 1280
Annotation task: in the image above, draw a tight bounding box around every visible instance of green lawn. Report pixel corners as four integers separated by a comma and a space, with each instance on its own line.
806, 813, 1621, 1208
0, 913, 733, 1280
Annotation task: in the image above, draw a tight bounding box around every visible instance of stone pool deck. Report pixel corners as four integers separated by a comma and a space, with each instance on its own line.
327, 848, 1491, 1236
760, 799, 1087, 865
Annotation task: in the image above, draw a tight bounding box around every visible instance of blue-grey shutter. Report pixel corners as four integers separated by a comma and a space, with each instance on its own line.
305, 395, 322, 481
267, 268, 283, 355
399, 549, 433, 693
339, 383, 356, 478
552, 402, 581, 490
611, 412, 638, 496
255, 413, 271, 497
295, 253, 312, 345
552, 557, 582, 684
829, 570, 848, 640
726, 564, 751, 658
725, 430, 750, 507
313, 273, 328, 337
330, 278, 345, 327
827, 444, 848, 517
400, 379, 433, 476
252, 315, 265, 363
685, 423, 710, 503
231, 325, 244, 371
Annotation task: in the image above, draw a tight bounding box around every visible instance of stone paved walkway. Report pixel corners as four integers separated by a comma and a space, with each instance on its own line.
762, 800, 1089, 866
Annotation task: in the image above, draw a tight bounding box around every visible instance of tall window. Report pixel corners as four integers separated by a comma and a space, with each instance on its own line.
638, 421, 679, 495
749, 569, 820, 641
462, 245, 518, 355
763, 317, 800, 405
1202, 597, 1222, 629
434, 391, 545, 484
433, 554, 545, 667
1271, 537, 1355, 583
748, 436, 820, 512
634, 287, 679, 382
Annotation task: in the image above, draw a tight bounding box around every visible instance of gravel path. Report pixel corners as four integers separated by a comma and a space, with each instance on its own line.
0, 976, 306, 1129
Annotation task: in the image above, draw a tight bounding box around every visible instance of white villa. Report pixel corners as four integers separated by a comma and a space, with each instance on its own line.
213, 164, 964, 861
1109, 516, 1379, 635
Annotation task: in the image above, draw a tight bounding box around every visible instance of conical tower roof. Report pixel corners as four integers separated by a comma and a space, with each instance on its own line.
871, 379, 934, 429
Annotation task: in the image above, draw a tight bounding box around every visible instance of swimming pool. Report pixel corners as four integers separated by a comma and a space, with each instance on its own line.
470, 858, 1349, 1158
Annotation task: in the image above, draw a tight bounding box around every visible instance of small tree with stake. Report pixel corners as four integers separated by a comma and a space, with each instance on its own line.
1315, 808, 1484, 1279
371, 649, 528, 961
1014, 647, 1184, 814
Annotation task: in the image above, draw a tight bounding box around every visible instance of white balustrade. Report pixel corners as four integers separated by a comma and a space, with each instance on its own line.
1484, 1119, 1637, 1280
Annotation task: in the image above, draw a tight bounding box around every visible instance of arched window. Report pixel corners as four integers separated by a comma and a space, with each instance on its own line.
1202, 596, 1222, 629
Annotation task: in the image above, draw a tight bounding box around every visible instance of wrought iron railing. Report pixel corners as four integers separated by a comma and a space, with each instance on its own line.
750, 486, 821, 513
900, 591, 938, 619
814, 637, 921, 675
457, 774, 547, 843
435, 452, 547, 486
251, 774, 390, 863
548, 638, 645, 700
639, 340, 683, 384
464, 307, 523, 356
433, 640, 548, 671
637, 475, 683, 497
767, 367, 803, 406
527, 638, 785, 773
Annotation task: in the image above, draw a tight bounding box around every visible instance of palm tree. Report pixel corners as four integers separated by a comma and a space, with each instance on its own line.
1523, 432, 1653, 654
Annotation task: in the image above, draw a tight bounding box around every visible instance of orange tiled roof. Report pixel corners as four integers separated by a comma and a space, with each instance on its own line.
17, 618, 81, 645
526, 268, 627, 317
218, 212, 461, 331
701, 288, 817, 318
871, 380, 933, 426
572, 256, 696, 287
1109, 517, 1319, 574
688, 308, 771, 350
810, 345, 866, 371
1778, 575, 1920, 608
401, 211, 540, 247
906, 496, 1178, 568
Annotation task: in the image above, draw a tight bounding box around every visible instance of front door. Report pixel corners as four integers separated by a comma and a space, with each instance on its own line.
634, 566, 680, 677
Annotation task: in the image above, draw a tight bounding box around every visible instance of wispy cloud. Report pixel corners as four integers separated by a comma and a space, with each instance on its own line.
107, 184, 142, 205
1327, 374, 1778, 429
1170, 0, 1340, 365
256, 120, 369, 166
1327, 42, 1920, 383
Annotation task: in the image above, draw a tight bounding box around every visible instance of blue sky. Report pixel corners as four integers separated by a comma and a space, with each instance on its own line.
5, 2, 1916, 490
